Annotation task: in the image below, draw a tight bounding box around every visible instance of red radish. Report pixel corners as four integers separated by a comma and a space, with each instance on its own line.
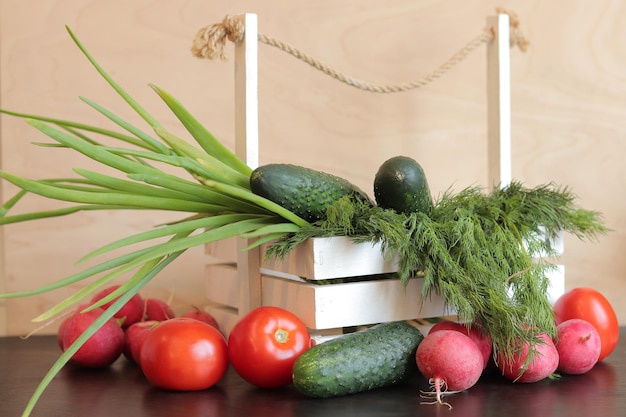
429, 320, 493, 369
57, 303, 92, 350
416, 330, 484, 408
61, 307, 125, 368
180, 307, 220, 331
143, 298, 175, 321
497, 331, 559, 383
556, 318, 601, 375
123, 320, 159, 364
91, 285, 144, 328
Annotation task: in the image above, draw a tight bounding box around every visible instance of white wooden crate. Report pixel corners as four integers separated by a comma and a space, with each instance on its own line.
203, 13, 565, 335
206, 236, 451, 330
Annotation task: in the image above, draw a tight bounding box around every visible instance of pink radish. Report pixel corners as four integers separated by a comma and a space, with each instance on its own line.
416, 330, 484, 408
123, 320, 159, 364
556, 318, 601, 375
143, 298, 175, 321
61, 307, 125, 368
497, 331, 559, 383
429, 320, 493, 369
180, 306, 220, 331
57, 319, 69, 350
91, 285, 144, 328
57, 303, 93, 350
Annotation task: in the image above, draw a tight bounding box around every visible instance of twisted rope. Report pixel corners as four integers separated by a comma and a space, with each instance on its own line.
191, 9, 528, 94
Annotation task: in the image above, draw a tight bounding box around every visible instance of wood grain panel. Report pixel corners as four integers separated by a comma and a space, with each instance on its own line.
1, 0, 624, 335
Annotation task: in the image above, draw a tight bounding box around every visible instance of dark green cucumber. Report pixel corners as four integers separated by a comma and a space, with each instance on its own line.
250, 163, 372, 222
373, 156, 433, 215
292, 321, 424, 398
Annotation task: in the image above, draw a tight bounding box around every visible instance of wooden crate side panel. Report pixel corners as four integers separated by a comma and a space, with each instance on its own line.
262, 237, 399, 280
205, 236, 238, 264
260, 234, 563, 282
206, 264, 239, 308
261, 275, 447, 330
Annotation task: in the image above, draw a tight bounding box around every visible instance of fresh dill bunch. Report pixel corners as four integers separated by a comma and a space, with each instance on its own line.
410, 181, 607, 354
265, 181, 607, 358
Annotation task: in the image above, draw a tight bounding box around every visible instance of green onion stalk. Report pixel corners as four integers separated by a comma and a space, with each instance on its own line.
0, 27, 607, 417
0, 27, 309, 417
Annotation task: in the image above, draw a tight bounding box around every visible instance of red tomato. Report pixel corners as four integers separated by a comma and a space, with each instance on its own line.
140, 318, 228, 391
228, 306, 311, 388
553, 288, 619, 361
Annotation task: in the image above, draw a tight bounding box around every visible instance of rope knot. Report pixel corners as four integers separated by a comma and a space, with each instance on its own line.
495, 8, 529, 52
191, 15, 245, 60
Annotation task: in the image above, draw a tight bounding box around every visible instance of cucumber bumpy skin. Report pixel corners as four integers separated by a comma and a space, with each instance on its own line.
250, 163, 372, 223
374, 155, 433, 216
292, 321, 424, 398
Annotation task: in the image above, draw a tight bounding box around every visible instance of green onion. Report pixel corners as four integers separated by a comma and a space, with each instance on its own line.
0, 28, 314, 417
149, 84, 253, 176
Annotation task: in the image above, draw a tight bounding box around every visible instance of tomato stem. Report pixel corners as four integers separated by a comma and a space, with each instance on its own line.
274, 328, 288, 343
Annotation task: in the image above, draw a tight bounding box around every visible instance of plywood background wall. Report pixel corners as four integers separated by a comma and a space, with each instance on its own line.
1, 0, 625, 336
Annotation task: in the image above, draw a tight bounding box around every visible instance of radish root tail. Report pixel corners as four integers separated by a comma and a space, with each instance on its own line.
419, 377, 461, 409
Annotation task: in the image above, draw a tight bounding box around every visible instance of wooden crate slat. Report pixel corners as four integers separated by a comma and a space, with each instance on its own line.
261, 237, 399, 280
261, 275, 448, 330
206, 264, 239, 307
205, 236, 238, 264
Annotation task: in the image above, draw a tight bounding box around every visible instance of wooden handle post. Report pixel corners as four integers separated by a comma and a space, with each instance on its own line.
487, 14, 512, 189
234, 13, 262, 315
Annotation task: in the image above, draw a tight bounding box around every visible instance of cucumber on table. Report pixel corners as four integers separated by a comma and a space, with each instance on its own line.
292, 321, 424, 398
250, 163, 372, 223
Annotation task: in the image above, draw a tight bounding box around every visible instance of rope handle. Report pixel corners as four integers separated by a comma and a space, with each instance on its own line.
191, 8, 528, 94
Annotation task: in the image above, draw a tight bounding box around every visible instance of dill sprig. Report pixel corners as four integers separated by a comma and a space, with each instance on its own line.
265, 181, 608, 358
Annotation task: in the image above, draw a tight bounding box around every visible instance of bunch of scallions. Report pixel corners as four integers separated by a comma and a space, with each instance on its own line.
0, 27, 607, 417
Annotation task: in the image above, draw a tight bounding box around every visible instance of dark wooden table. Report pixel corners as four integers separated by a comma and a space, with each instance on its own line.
1, 330, 625, 417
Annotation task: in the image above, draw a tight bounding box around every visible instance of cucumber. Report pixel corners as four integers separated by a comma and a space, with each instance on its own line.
373, 156, 433, 215
292, 321, 424, 398
250, 163, 372, 222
